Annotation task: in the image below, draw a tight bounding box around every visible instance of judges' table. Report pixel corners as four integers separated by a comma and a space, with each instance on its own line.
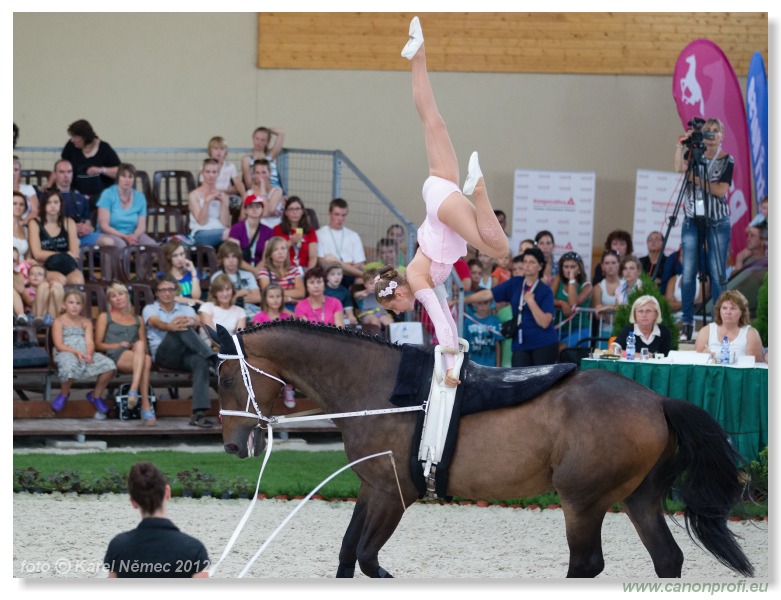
581, 359, 768, 463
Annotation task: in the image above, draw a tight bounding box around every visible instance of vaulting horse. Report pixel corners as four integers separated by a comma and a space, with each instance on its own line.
211, 320, 753, 578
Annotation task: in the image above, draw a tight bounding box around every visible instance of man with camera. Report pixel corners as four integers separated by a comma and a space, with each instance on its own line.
673, 118, 734, 341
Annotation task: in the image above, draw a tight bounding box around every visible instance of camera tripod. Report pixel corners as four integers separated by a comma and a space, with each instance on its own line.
653, 139, 728, 335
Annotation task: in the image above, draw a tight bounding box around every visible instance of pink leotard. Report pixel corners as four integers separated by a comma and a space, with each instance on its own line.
417, 176, 467, 265
414, 176, 467, 373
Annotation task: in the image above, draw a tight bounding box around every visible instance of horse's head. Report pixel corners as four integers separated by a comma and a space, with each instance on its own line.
208, 324, 283, 459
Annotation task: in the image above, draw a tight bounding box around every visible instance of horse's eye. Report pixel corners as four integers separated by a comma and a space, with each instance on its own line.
221, 377, 235, 389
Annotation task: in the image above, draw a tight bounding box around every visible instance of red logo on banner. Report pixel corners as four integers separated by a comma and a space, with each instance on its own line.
672, 39, 752, 260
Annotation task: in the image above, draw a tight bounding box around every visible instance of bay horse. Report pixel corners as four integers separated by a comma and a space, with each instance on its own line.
211, 320, 753, 579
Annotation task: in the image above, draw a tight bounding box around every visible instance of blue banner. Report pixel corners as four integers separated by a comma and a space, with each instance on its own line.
746, 52, 768, 206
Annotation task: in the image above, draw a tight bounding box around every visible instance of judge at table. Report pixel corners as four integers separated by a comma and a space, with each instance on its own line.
611, 295, 672, 357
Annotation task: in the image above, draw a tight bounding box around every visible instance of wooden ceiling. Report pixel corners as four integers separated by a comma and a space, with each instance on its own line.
257, 12, 767, 76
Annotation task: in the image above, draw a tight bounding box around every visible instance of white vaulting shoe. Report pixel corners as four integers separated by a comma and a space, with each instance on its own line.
401, 16, 424, 59
462, 151, 483, 195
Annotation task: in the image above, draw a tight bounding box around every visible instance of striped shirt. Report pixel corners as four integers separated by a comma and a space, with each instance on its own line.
683, 152, 734, 221
257, 264, 301, 290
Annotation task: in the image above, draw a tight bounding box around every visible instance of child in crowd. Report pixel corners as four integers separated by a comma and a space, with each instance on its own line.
28, 263, 64, 325
13, 247, 33, 324
551, 251, 593, 348
352, 267, 395, 330
252, 283, 294, 324
163, 240, 202, 308
324, 263, 358, 327
511, 254, 526, 277
491, 249, 512, 287
51, 289, 116, 418
476, 251, 495, 289
463, 296, 503, 367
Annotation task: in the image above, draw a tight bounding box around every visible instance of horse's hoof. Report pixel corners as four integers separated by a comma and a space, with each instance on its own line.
377, 567, 393, 578
336, 564, 355, 578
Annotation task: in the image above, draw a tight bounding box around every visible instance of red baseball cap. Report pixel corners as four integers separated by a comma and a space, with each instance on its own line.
244, 194, 265, 207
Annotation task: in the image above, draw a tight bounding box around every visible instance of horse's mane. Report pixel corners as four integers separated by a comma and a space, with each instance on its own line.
239, 318, 402, 351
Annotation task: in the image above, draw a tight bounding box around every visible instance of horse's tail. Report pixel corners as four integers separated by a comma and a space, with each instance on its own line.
661, 398, 754, 577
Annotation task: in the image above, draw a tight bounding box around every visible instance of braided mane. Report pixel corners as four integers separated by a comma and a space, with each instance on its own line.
238, 318, 402, 351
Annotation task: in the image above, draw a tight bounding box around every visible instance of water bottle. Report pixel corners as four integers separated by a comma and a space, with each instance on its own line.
720, 336, 731, 365
625, 332, 636, 361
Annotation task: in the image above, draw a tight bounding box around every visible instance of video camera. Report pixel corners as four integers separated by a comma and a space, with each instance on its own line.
680, 117, 716, 147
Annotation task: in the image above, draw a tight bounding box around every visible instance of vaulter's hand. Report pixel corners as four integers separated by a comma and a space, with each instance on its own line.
444, 369, 461, 388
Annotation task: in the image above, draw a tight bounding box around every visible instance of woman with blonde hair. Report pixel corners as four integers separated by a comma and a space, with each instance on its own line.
694, 290, 764, 363
610, 295, 672, 357
95, 283, 156, 425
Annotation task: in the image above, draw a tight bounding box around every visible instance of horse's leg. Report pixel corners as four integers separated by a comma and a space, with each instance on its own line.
561, 504, 607, 577
336, 486, 369, 578
623, 477, 684, 577
356, 490, 407, 578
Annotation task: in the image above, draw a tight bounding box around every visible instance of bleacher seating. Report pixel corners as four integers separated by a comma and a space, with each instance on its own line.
153, 170, 195, 212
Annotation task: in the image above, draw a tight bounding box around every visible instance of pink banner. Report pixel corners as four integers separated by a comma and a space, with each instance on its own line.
672, 39, 751, 261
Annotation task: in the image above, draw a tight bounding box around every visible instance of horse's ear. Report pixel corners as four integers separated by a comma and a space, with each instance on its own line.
216, 324, 242, 356
205, 325, 219, 344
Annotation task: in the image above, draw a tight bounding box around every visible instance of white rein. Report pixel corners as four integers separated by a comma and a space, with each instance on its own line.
217, 333, 424, 424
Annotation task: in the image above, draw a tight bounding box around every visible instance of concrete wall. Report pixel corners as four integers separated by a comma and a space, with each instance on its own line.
14, 12, 696, 250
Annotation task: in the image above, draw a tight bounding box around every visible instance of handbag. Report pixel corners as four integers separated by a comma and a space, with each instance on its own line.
500, 314, 519, 339
45, 252, 79, 275
114, 383, 157, 421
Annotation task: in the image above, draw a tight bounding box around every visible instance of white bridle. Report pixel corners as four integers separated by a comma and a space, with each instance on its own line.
217, 333, 424, 425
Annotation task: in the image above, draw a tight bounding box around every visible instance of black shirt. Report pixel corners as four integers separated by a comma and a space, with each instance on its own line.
613, 324, 672, 357
104, 517, 210, 578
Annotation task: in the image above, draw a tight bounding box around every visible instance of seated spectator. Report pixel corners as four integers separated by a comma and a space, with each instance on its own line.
257, 236, 305, 308
243, 159, 284, 227
694, 290, 764, 364
324, 263, 358, 326
212, 241, 261, 318
748, 196, 768, 228
475, 251, 495, 289
13, 191, 31, 259
592, 229, 633, 285
163, 240, 202, 308
351, 266, 392, 330
592, 250, 622, 339
198, 274, 247, 336
104, 462, 210, 579
188, 158, 231, 249
57, 119, 121, 200
639, 231, 669, 290
376, 237, 402, 272
241, 126, 285, 191
385, 224, 407, 266
95, 283, 156, 425
273, 196, 318, 272
491, 249, 512, 287
665, 248, 705, 326
316, 198, 366, 287
610, 295, 672, 357
13, 247, 33, 325
227, 194, 273, 273
143, 275, 217, 428
252, 283, 294, 324
50, 159, 103, 246
551, 251, 592, 348
616, 255, 643, 305
203, 135, 245, 198
25, 264, 64, 326
463, 296, 503, 367
28, 190, 85, 286
96, 163, 158, 248
294, 266, 344, 326
732, 222, 767, 273
13, 156, 39, 225
517, 239, 535, 254
534, 230, 556, 286
51, 289, 116, 418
